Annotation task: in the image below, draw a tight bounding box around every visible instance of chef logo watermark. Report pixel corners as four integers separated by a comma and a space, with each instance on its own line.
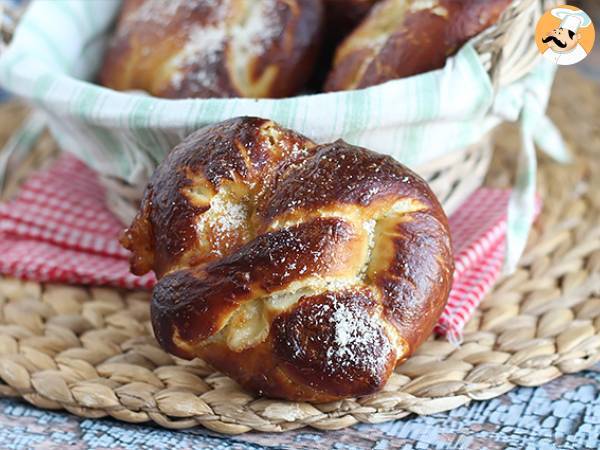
535, 5, 595, 66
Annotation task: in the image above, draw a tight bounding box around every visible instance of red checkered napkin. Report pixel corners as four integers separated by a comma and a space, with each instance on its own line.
0, 156, 154, 289
0, 155, 530, 338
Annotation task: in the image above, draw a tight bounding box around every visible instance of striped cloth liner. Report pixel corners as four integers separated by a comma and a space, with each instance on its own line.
0, 0, 567, 273
0, 154, 538, 339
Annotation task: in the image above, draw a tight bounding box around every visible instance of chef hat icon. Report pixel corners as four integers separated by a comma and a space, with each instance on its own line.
551, 7, 592, 33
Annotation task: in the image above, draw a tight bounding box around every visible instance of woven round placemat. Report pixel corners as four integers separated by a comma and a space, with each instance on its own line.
0, 69, 598, 434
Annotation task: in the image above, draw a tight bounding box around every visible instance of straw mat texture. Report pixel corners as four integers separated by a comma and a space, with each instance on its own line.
0, 69, 598, 434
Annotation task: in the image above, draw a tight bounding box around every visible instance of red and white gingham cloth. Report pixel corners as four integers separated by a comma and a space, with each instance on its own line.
0, 155, 537, 339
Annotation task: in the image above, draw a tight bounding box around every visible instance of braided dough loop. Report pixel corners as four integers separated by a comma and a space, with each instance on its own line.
122, 117, 453, 402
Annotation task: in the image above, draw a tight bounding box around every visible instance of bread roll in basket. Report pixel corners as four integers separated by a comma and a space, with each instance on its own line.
100, 0, 323, 99
325, 0, 513, 91
122, 117, 454, 401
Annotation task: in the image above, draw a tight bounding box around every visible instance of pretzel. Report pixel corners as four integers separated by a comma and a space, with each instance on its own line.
122, 117, 454, 401
325, 0, 511, 91
100, 0, 323, 98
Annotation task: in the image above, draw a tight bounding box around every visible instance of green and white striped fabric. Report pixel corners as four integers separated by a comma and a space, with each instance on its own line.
0, 0, 569, 272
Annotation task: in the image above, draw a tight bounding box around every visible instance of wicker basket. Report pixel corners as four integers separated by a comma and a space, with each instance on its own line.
100, 0, 554, 224
1, 0, 555, 225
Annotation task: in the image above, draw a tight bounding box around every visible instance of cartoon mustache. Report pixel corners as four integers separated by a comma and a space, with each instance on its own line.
542, 35, 567, 48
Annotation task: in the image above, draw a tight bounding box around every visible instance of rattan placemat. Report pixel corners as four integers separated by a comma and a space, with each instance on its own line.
0, 70, 598, 434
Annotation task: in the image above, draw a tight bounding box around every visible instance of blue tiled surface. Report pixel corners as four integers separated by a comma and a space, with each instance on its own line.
0, 366, 599, 449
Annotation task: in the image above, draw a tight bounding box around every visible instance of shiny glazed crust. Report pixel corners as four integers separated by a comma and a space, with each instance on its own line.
99, 0, 323, 98
122, 117, 454, 402
325, 0, 512, 91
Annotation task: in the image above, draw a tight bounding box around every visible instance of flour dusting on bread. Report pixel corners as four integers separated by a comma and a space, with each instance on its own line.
170, 25, 227, 92
102, 0, 322, 98
233, 0, 283, 56
195, 190, 249, 256
320, 296, 392, 374
169, 0, 285, 94
116, 0, 200, 41
123, 0, 189, 27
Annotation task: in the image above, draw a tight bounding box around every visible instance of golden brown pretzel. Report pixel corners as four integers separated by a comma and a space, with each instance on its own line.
100, 0, 323, 98
122, 117, 454, 402
325, 0, 512, 91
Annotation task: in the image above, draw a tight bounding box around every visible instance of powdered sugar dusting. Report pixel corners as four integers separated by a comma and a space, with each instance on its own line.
116, 0, 288, 95
211, 198, 247, 234
288, 142, 311, 159
166, 0, 285, 94
232, 0, 283, 57
196, 193, 248, 255
316, 295, 392, 376
169, 25, 227, 92
119, 0, 192, 36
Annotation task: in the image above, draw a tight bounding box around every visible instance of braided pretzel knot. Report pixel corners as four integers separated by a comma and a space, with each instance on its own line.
122, 117, 453, 402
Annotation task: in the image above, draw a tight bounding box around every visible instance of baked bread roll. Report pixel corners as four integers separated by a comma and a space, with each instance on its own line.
122, 117, 454, 402
100, 0, 323, 98
307, 1, 382, 92
325, 0, 512, 91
